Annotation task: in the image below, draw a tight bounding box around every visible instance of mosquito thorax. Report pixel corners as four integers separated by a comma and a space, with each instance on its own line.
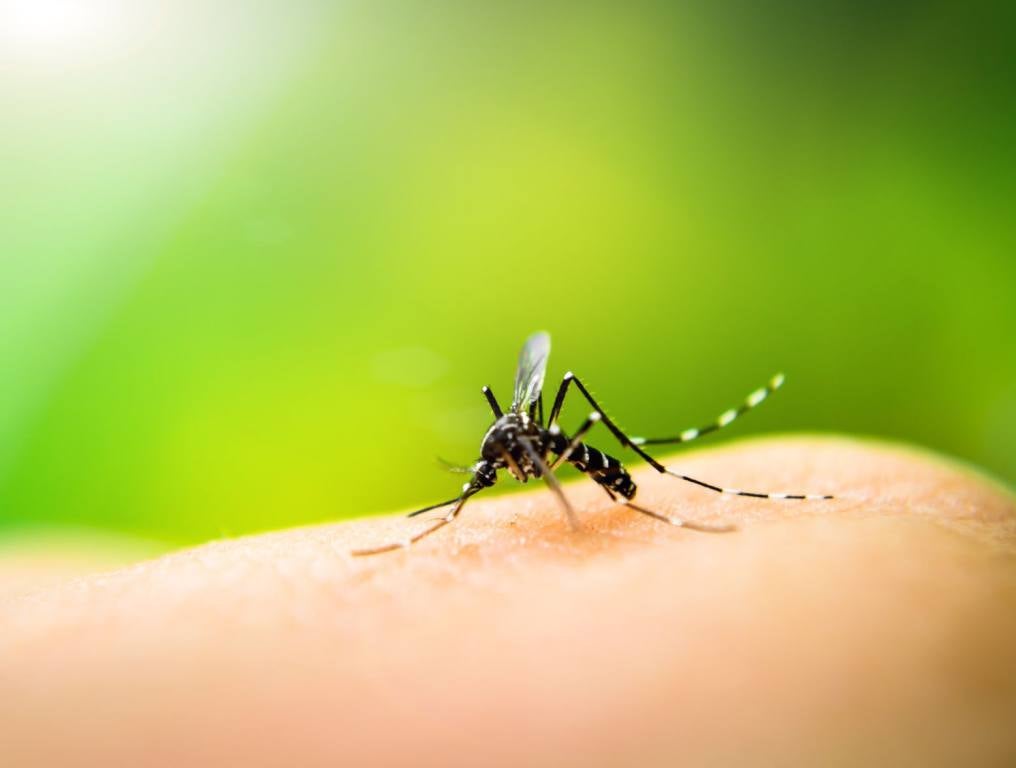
480, 412, 542, 463
480, 411, 548, 484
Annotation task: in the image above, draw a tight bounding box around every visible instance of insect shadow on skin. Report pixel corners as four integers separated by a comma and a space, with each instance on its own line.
352, 332, 833, 556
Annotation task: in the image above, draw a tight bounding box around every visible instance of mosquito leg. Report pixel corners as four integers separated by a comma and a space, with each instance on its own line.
547, 373, 572, 426
406, 494, 464, 517
624, 502, 736, 533
518, 438, 580, 530
662, 471, 834, 501
550, 373, 833, 500
579, 468, 734, 531
547, 373, 666, 469
351, 491, 476, 556
482, 386, 504, 418
549, 411, 602, 470
630, 373, 785, 447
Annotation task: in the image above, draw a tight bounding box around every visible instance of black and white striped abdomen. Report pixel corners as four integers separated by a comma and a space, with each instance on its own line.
564, 440, 636, 500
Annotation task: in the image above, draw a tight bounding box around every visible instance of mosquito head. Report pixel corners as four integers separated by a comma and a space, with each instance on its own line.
472, 461, 497, 488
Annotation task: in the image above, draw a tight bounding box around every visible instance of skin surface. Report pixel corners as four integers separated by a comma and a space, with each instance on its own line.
1, 436, 1015, 767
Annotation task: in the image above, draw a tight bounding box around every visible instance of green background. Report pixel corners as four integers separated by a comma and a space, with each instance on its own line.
2, 1, 1013, 545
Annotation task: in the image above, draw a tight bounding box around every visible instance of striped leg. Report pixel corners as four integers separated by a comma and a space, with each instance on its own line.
667, 471, 833, 501
630, 373, 785, 446
549, 373, 833, 501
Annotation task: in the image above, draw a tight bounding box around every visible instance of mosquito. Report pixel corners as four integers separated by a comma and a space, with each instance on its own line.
352, 332, 832, 556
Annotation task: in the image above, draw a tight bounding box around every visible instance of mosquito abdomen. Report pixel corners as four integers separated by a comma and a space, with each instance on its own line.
563, 441, 636, 500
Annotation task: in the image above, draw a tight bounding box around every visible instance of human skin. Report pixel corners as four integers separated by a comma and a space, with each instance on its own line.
1, 436, 1014, 767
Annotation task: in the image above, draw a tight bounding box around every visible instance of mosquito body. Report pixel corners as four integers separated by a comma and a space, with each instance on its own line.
352, 332, 832, 556
480, 411, 633, 497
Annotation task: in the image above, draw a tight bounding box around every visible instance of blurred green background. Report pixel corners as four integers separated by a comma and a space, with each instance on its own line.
1, 1, 1013, 547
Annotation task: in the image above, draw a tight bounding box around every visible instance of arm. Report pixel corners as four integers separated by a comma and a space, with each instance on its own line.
2, 436, 1014, 767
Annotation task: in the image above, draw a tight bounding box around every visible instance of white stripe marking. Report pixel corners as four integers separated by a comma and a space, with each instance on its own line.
770, 372, 785, 389
680, 428, 699, 442
718, 409, 738, 427
770, 492, 788, 499
746, 388, 767, 407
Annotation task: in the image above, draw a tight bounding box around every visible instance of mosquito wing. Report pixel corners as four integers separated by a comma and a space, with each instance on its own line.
511, 331, 551, 412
